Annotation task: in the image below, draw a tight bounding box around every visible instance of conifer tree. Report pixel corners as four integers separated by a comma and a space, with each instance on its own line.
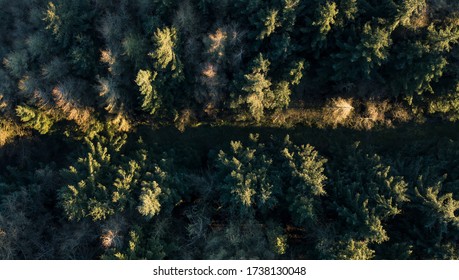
135, 69, 160, 116
105, 225, 166, 260
149, 27, 182, 77
387, 16, 459, 97
322, 143, 408, 259
312, 1, 338, 49
331, 22, 392, 82
242, 54, 276, 121
281, 136, 328, 226
339, 0, 358, 21
258, 9, 280, 40
392, 0, 427, 29
3, 51, 29, 79
43, 0, 95, 48
15, 105, 56, 135
215, 134, 281, 218
59, 133, 177, 223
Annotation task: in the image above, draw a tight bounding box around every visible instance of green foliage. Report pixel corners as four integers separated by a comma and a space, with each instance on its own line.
387, 174, 458, 258
213, 132, 329, 258
3, 51, 29, 78
2, 0, 459, 261
332, 22, 392, 81
415, 178, 459, 228
135, 69, 160, 115
149, 27, 182, 76
427, 89, 459, 121
340, 0, 358, 21
215, 134, 280, 217
26, 31, 52, 61
281, 136, 327, 226
336, 240, 375, 260
388, 19, 459, 97
15, 105, 56, 134
44, 0, 94, 48
272, 81, 292, 110
42, 57, 69, 82
324, 142, 408, 258
258, 9, 280, 40
389, 41, 448, 96
312, 1, 338, 48
105, 226, 166, 260
137, 181, 162, 219
281, 0, 301, 31
241, 54, 291, 121
59, 134, 171, 222
392, 0, 426, 29
289, 60, 306, 86
122, 33, 148, 69
69, 34, 96, 76
426, 20, 459, 53
242, 54, 273, 121
266, 225, 288, 255
43, 2, 60, 36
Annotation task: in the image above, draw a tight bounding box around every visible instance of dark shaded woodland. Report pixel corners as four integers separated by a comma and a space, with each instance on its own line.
1, 0, 459, 259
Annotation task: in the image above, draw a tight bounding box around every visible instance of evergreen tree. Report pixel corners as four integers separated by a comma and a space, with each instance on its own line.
15, 105, 56, 135
242, 54, 273, 121
281, 136, 328, 226
135, 69, 160, 116
331, 22, 392, 82
3, 51, 29, 79
215, 134, 281, 218
322, 143, 408, 259
149, 27, 182, 77
43, 1, 95, 48
392, 0, 427, 29
311, 1, 338, 49
258, 9, 280, 40
240, 53, 292, 121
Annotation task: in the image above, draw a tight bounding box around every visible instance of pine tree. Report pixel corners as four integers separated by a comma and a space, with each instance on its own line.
41, 57, 69, 83
15, 105, 56, 135
215, 134, 281, 218
104, 225, 166, 260
312, 1, 338, 49
339, 0, 358, 21
59, 134, 176, 223
392, 0, 427, 29
322, 142, 408, 259
43, 0, 95, 48
149, 27, 182, 76
59, 135, 119, 221
241, 53, 295, 120
135, 69, 160, 115
137, 181, 162, 219
242, 54, 273, 121
406, 175, 459, 258
122, 33, 148, 69
3, 51, 29, 79
281, 136, 328, 226
258, 9, 280, 40
331, 22, 392, 82
335, 240, 375, 260
288, 60, 306, 86
280, 0, 301, 32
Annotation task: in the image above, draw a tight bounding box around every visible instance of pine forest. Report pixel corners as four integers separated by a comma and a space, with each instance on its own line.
1, 0, 459, 260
